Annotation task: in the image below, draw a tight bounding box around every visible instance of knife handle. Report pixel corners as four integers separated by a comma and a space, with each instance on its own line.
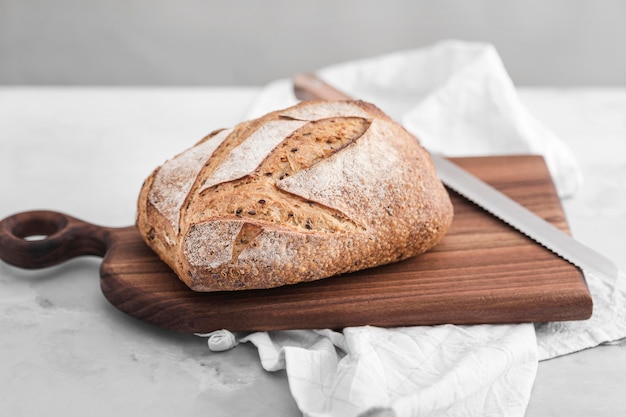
293, 73, 352, 101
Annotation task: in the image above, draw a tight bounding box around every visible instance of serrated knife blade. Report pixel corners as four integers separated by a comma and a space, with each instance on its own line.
432, 154, 618, 279
293, 73, 619, 281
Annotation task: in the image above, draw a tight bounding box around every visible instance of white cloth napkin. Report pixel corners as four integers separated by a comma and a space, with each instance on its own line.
200, 40, 626, 417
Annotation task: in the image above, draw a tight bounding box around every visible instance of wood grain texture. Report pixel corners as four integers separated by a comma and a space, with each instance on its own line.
0, 156, 592, 332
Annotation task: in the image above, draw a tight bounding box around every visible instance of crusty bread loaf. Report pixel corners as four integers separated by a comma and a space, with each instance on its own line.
137, 100, 453, 291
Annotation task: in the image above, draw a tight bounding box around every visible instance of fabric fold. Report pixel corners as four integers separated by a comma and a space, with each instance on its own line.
235, 325, 537, 417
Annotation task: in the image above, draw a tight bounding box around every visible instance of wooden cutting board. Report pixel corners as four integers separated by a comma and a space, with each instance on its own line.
0, 155, 592, 332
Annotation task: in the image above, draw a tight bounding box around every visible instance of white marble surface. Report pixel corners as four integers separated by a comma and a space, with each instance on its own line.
1, 87, 625, 416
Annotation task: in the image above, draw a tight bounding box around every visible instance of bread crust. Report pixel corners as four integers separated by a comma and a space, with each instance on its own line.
137, 100, 453, 291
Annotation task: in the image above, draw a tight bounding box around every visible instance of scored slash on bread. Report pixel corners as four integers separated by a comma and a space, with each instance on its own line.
137, 100, 453, 291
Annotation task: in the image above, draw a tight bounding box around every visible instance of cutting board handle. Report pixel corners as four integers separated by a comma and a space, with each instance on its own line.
0, 210, 112, 269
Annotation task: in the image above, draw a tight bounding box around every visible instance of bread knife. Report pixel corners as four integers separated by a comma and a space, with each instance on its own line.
293, 73, 619, 281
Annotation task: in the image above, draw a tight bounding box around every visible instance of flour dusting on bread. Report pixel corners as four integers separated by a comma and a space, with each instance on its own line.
149, 128, 232, 232
277, 119, 403, 226
279, 100, 372, 121
201, 120, 307, 192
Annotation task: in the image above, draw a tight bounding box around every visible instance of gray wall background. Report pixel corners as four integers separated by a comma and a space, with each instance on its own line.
1, 0, 625, 87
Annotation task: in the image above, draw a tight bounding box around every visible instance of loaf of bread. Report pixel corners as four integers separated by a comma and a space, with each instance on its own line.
137, 100, 453, 291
